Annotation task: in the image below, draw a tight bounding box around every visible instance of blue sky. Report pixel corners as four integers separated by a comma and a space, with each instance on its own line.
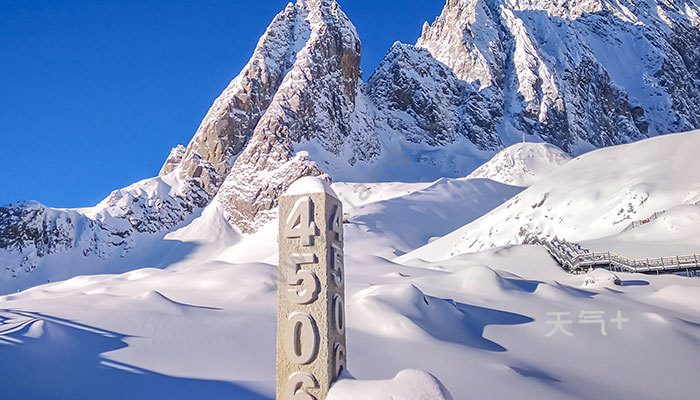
0, 0, 445, 208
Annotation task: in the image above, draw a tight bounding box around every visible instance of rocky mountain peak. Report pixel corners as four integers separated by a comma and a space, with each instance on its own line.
160, 0, 323, 199
418, 0, 504, 89
212, 0, 363, 233
416, 0, 700, 153
367, 41, 502, 150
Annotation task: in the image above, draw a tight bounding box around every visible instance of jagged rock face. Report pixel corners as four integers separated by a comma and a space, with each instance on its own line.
159, 145, 185, 176
0, 202, 124, 275
367, 43, 501, 150
654, 1, 700, 129
0, 202, 86, 257
160, 1, 317, 196
215, 0, 363, 233
0, 0, 365, 272
0, 172, 202, 279
96, 178, 198, 234
417, 0, 700, 153
418, 0, 505, 90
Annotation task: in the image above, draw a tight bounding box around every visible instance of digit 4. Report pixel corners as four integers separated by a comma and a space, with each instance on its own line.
285, 197, 319, 246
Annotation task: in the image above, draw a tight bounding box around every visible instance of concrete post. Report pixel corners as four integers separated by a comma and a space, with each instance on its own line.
277, 177, 346, 400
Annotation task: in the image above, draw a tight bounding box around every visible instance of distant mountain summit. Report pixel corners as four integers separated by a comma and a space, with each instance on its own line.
417, 0, 700, 153
2, 0, 699, 290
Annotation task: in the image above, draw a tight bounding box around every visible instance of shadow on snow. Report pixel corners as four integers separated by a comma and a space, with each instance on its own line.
0, 310, 271, 400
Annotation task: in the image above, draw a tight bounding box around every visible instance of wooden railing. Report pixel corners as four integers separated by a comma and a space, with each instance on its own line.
524, 235, 700, 275
620, 200, 700, 233
620, 211, 666, 233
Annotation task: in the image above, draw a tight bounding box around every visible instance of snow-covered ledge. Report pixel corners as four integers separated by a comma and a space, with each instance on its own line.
327, 370, 454, 400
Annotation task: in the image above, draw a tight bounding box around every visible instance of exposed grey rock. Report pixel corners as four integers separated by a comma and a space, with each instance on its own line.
216, 0, 363, 233
367, 42, 502, 151
159, 144, 185, 176
163, 1, 319, 197
0, 201, 127, 276
416, 0, 700, 153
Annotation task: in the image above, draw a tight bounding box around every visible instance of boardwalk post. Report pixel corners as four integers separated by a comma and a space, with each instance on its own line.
277, 177, 347, 400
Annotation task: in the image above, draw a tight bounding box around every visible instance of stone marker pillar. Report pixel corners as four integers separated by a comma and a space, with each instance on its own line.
277, 177, 346, 400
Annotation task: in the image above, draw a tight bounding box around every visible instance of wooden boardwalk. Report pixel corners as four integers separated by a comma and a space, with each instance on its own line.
524, 235, 700, 276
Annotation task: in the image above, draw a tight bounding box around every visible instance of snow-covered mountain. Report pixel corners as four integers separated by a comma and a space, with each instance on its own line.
2, 0, 700, 289
3, 131, 700, 398
417, 0, 700, 152
466, 142, 572, 186
0, 172, 203, 288
401, 129, 700, 261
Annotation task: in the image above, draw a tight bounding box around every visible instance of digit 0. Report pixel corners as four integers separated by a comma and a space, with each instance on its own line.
285, 312, 319, 365
333, 293, 345, 335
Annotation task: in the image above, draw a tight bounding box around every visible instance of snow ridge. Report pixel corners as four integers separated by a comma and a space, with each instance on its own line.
466, 142, 572, 187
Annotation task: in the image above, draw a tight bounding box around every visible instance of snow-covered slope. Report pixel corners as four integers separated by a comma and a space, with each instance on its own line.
3, 187, 700, 399
401, 130, 700, 261
582, 202, 700, 259
3, 2, 700, 397
327, 370, 454, 400
466, 142, 572, 186
338, 178, 522, 259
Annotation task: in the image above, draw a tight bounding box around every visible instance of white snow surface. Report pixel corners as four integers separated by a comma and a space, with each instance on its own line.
403, 130, 700, 260
283, 174, 338, 198
466, 142, 572, 187
327, 370, 454, 400
2, 132, 700, 399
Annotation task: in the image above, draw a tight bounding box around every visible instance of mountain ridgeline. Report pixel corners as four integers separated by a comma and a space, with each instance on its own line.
2, 0, 699, 284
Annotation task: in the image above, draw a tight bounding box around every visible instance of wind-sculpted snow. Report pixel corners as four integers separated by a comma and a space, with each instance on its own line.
3, 130, 700, 397
327, 370, 454, 400
3, 214, 700, 398
338, 177, 523, 258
